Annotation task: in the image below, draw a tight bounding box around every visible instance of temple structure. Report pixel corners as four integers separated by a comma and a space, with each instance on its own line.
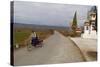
81, 7, 97, 39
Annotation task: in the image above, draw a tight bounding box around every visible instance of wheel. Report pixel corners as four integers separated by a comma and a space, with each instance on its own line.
27, 44, 33, 51
37, 42, 43, 47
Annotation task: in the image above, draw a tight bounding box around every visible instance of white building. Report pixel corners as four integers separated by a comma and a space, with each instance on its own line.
81, 12, 97, 39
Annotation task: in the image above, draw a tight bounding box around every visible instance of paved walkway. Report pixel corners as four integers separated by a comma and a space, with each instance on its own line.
14, 31, 85, 66
70, 37, 97, 61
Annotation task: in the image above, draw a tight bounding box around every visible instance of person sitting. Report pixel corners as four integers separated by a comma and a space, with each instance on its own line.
30, 31, 43, 47
30, 31, 37, 46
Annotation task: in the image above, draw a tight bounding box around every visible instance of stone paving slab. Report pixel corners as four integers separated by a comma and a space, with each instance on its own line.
70, 37, 97, 61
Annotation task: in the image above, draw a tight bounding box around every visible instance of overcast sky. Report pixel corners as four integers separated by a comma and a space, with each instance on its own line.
14, 1, 93, 27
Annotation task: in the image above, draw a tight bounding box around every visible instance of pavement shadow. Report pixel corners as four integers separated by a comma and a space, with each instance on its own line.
87, 51, 97, 61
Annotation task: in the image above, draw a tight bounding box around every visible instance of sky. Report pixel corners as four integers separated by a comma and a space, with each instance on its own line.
13, 1, 93, 27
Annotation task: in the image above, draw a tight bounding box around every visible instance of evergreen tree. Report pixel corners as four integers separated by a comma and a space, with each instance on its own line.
71, 11, 77, 34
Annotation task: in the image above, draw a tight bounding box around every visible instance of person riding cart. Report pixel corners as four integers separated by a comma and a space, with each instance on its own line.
31, 31, 43, 47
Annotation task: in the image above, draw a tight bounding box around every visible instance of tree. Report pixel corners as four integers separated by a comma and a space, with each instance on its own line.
71, 11, 77, 35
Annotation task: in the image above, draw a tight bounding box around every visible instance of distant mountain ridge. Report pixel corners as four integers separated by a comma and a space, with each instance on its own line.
13, 23, 70, 31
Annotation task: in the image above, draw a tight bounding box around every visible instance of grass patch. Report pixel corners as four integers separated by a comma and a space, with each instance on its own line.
13, 31, 31, 44
13, 28, 53, 48
58, 30, 81, 37
13, 28, 32, 46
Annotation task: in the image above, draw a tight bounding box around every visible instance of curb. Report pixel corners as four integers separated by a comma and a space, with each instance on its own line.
68, 37, 87, 61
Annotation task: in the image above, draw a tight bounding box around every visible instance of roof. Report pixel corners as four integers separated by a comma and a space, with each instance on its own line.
76, 28, 81, 31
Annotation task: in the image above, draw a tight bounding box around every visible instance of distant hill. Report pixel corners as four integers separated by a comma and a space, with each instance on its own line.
13, 23, 70, 31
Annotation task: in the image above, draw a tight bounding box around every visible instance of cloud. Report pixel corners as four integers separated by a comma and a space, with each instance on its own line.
14, 1, 92, 27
